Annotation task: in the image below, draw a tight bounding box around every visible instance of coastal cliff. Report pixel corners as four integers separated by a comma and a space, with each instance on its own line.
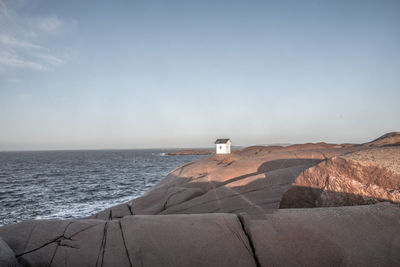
1, 133, 399, 266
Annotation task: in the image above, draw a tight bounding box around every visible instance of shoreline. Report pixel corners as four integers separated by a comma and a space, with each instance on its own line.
1, 132, 399, 266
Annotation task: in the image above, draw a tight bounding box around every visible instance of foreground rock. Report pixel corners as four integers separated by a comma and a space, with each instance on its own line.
1, 203, 399, 266
243, 203, 400, 267
0, 238, 20, 267
0, 214, 256, 267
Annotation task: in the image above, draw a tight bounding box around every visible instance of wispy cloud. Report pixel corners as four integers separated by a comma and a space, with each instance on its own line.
0, 0, 76, 74
0, 34, 43, 50
0, 50, 42, 70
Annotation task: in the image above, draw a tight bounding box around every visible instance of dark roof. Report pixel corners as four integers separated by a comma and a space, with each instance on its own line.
215, 138, 231, 144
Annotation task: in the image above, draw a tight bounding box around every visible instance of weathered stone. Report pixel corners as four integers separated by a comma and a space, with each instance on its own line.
120, 214, 257, 267
51, 220, 106, 266
1, 133, 399, 267
280, 147, 400, 208
0, 220, 70, 256
242, 203, 400, 267
0, 238, 20, 267
364, 132, 400, 147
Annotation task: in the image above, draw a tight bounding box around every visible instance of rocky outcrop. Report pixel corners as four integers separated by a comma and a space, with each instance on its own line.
167, 149, 214, 155
0, 214, 257, 267
89, 144, 398, 218
128, 146, 361, 216
1, 203, 399, 267
1, 133, 400, 266
280, 147, 400, 208
364, 132, 400, 147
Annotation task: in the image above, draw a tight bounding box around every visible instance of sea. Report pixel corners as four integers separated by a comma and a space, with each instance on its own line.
0, 149, 208, 226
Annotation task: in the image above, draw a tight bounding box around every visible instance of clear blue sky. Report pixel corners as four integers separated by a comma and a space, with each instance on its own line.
0, 0, 399, 150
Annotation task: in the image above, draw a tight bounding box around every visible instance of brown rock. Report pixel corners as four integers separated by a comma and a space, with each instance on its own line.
364, 132, 400, 147
129, 145, 361, 215
280, 147, 400, 208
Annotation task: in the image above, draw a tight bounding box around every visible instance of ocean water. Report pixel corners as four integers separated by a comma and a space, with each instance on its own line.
0, 150, 208, 226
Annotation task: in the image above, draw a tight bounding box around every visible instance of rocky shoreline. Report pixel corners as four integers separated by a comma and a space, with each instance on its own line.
1, 132, 399, 266
167, 149, 214, 156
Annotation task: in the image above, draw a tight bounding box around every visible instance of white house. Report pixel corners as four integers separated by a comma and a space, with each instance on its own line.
215, 138, 231, 154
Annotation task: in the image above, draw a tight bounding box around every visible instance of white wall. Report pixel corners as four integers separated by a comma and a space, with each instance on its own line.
216, 142, 231, 154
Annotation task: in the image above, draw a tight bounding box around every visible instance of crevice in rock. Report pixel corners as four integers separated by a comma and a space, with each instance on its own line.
118, 220, 133, 267
224, 160, 235, 167
127, 204, 134, 215
22, 225, 36, 253
16, 238, 59, 258
223, 217, 253, 257
68, 222, 101, 239
319, 151, 328, 160
49, 222, 73, 266
95, 222, 108, 267
16, 222, 75, 258
161, 189, 187, 212
236, 214, 260, 267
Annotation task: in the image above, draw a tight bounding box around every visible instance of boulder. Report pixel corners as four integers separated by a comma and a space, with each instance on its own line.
280, 147, 400, 208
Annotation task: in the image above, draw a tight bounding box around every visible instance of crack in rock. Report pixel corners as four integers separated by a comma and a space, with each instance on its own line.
236, 214, 261, 267
16, 222, 76, 258
118, 220, 133, 267
95, 221, 109, 267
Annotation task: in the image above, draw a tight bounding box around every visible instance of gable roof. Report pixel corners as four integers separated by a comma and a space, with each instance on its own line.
215, 138, 231, 144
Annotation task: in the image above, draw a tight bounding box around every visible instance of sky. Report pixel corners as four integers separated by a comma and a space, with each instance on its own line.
0, 0, 399, 150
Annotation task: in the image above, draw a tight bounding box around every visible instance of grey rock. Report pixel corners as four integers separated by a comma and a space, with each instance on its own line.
0, 238, 20, 267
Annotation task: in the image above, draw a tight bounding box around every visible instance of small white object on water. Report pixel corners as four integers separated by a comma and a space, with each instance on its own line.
34, 215, 42, 220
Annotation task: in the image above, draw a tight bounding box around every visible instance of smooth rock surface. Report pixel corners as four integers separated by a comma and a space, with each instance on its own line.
0, 214, 257, 267
129, 145, 361, 216
242, 203, 400, 267
0, 238, 20, 267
